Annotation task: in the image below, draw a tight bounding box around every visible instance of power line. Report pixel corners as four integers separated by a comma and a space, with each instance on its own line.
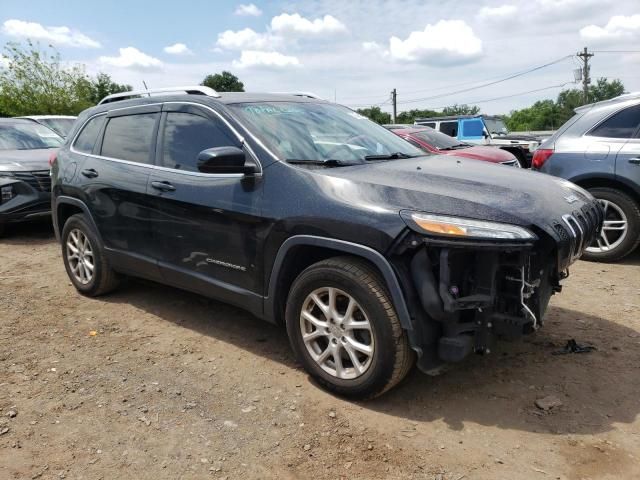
396, 55, 574, 105
339, 53, 575, 103
592, 50, 640, 54
428, 82, 575, 110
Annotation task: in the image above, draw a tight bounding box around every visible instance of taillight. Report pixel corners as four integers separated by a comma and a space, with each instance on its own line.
532, 148, 554, 169
48, 151, 57, 168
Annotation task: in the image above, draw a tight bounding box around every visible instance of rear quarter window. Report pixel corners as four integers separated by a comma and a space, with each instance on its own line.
587, 104, 640, 139
73, 115, 105, 154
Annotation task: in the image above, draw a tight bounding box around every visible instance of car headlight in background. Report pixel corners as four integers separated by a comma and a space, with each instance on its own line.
401, 212, 535, 240
1, 185, 15, 203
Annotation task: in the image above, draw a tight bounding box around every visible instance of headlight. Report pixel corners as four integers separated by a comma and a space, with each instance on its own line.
401, 212, 535, 240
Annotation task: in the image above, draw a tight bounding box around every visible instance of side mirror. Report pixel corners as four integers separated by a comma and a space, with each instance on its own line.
197, 146, 259, 175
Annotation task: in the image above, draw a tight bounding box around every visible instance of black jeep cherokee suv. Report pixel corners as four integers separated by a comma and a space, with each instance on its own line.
51, 87, 603, 399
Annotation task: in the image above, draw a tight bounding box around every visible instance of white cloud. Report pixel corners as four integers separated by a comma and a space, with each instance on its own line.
232, 50, 300, 68
580, 14, 640, 43
362, 41, 388, 57
271, 13, 347, 36
477, 5, 517, 21
99, 47, 163, 71
235, 3, 262, 16
163, 43, 193, 55
2, 19, 100, 48
0, 56, 9, 69
388, 20, 482, 66
216, 28, 277, 50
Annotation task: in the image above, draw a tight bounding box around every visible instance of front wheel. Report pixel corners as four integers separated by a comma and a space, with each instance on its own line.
285, 257, 414, 399
583, 187, 640, 262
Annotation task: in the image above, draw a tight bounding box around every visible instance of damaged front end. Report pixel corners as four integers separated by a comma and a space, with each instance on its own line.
391, 209, 601, 374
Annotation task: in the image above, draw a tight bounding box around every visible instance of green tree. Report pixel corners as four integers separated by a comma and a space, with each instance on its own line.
441, 104, 480, 116
0, 41, 93, 116
85, 72, 132, 105
201, 71, 245, 92
355, 106, 391, 124
506, 78, 625, 131
396, 108, 440, 124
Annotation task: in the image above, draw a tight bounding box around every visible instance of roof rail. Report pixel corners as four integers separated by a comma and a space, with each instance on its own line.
270, 91, 323, 99
98, 86, 220, 105
575, 91, 640, 113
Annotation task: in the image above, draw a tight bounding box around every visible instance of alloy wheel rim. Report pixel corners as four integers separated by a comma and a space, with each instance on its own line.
300, 287, 374, 380
586, 199, 628, 254
66, 229, 95, 285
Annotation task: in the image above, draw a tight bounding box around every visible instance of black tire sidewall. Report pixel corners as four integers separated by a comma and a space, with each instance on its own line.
61, 214, 104, 294
286, 265, 399, 397
584, 188, 640, 262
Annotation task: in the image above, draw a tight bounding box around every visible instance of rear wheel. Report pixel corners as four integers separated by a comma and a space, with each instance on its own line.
583, 187, 640, 262
285, 257, 414, 399
61, 214, 120, 296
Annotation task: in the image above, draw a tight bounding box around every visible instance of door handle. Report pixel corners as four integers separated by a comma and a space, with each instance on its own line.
629, 157, 640, 165
81, 168, 99, 178
151, 181, 176, 192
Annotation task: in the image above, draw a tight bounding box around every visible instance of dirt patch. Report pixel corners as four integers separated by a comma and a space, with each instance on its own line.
1, 223, 639, 479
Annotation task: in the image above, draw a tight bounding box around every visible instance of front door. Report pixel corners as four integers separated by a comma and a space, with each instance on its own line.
613, 104, 640, 193
147, 103, 265, 312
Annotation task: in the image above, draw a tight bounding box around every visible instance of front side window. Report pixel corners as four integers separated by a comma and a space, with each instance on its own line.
101, 113, 158, 163
587, 105, 640, 139
73, 116, 105, 154
0, 123, 63, 150
161, 112, 238, 171
229, 102, 423, 165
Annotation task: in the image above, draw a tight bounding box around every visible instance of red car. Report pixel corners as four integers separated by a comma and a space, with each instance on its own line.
387, 125, 520, 167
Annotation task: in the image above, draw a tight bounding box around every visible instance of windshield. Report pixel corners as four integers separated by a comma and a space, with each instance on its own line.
484, 117, 509, 136
229, 102, 423, 164
0, 123, 64, 150
410, 127, 467, 150
38, 118, 76, 138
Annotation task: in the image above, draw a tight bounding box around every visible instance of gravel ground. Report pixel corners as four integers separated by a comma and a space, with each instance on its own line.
1, 222, 639, 480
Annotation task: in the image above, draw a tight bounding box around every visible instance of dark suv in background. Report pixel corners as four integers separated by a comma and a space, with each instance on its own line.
534, 93, 640, 262
52, 86, 602, 398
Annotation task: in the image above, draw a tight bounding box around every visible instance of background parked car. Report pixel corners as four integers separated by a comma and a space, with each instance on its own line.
17, 115, 77, 138
0, 118, 62, 236
413, 115, 540, 167
386, 125, 521, 167
533, 92, 640, 262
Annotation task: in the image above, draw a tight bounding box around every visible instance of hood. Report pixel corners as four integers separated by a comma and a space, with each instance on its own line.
321, 155, 593, 229
440, 145, 515, 163
0, 148, 55, 172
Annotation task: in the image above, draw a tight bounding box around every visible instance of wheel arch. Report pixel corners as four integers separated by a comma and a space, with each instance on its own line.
571, 175, 640, 205
54, 196, 102, 244
264, 235, 413, 333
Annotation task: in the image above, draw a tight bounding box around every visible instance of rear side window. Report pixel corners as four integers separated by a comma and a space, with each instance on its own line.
160, 112, 238, 171
439, 121, 458, 137
101, 113, 158, 163
587, 104, 640, 139
73, 116, 105, 154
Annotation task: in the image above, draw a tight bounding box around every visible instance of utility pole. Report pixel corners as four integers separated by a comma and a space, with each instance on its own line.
577, 47, 594, 104
391, 88, 397, 123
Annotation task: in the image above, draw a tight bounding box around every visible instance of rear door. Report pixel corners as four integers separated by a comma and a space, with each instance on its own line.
81, 104, 162, 277
612, 104, 640, 192
147, 103, 265, 311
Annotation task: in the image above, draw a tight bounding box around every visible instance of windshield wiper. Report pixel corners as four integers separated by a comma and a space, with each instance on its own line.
439, 144, 470, 151
286, 158, 357, 167
363, 152, 415, 161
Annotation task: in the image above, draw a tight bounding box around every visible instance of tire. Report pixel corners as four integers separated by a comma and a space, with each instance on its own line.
61, 214, 119, 296
582, 187, 640, 263
285, 256, 414, 399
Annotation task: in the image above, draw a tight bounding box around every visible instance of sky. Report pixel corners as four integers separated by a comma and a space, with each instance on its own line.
0, 0, 639, 115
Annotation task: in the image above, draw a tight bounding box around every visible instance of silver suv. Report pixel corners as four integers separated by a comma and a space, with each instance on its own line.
533, 93, 640, 262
